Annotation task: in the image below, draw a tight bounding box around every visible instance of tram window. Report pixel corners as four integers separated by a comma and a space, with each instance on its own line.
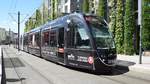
50, 30, 57, 47
67, 17, 91, 49
29, 35, 33, 46
42, 31, 50, 46
58, 28, 64, 47
35, 33, 40, 47
23, 36, 28, 45
75, 22, 91, 49
67, 22, 75, 48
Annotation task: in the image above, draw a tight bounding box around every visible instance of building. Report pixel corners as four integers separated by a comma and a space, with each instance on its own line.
58, 0, 83, 13
0, 28, 7, 44
0, 28, 16, 44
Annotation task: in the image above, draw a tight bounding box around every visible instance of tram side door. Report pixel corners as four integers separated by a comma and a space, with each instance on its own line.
57, 28, 65, 63
66, 17, 94, 69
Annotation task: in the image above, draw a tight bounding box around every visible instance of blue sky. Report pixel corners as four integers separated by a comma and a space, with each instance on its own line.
0, 0, 42, 34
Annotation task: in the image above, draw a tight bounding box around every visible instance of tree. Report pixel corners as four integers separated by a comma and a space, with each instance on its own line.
51, 0, 54, 20
142, 0, 150, 50
115, 0, 124, 53
97, 0, 105, 17
43, 3, 48, 24
82, 0, 89, 13
24, 21, 29, 32
109, 0, 117, 37
24, 28, 27, 32
35, 9, 42, 27
43, 3, 46, 24
28, 18, 34, 30
24, 20, 32, 32
50, 0, 58, 20
124, 0, 135, 55
54, 0, 58, 19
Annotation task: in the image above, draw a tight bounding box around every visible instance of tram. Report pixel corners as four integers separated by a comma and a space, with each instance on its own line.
23, 13, 117, 72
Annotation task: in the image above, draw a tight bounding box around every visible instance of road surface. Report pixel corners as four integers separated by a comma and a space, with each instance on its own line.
2, 45, 150, 84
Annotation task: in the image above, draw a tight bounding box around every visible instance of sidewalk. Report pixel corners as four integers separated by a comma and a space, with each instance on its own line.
117, 54, 150, 74
2, 46, 52, 84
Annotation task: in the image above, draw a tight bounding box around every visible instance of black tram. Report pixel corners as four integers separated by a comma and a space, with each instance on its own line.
23, 13, 117, 72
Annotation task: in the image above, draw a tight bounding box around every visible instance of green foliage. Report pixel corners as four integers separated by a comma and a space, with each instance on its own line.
115, 0, 124, 54
24, 27, 27, 32
24, 0, 59, 32
109, 0, 116, 37
142, 0, 150, 50
24, 21, 28, 32
50, 0, 58, 20
43, 3, 47, 24
54, 0, 58, 18
29, 18, 34, 30
124, 0, 135, 55
82, 0, 89, 13
24, 27, 29, 32
24, 19, 33, 32
97, 0, 105, 17
35, 9, 42, 27
48, 14, 52, 21
43, 3, 49, 24
25, 9, 42, 32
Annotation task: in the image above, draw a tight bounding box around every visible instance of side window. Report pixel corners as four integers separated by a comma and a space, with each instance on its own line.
35, 33, 40, 47
58, 28, 64, 47
67, 21, 75, 48
74, 20, 91, 49
23, 36, 28, 45
67, 17, 91, 49
50, 30, 57, 47
42, 31, 50, 46
29, 34, 33, 46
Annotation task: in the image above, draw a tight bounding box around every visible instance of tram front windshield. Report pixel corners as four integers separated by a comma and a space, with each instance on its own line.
85, 16, 115, 49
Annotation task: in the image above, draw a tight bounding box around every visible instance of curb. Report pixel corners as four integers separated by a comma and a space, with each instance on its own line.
116, 64, 150, 75
117, 55, 150, 74
129, 65, 150, 74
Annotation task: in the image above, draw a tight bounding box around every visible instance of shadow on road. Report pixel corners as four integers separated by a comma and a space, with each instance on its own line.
4, 57, 25, 68
64, 60, 136, 76
104, 59, 136, 75
116, 60, 136, 67
6, 78, 26, 82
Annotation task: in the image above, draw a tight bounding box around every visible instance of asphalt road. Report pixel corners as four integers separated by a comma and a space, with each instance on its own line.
2, 45, 150, 84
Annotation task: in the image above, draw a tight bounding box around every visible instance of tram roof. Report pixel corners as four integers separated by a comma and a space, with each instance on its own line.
24, 26, 42, 35
24, 12, 99, 34
42, 15, 69, 31
41, 13, 86, 31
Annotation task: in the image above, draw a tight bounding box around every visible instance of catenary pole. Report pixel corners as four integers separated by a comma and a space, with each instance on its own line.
18, 11, 20, 51
138, 0, 142, 64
